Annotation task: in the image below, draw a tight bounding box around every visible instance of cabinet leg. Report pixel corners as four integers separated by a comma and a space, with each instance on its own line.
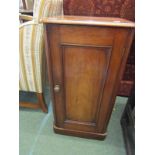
36, 93, 48, 113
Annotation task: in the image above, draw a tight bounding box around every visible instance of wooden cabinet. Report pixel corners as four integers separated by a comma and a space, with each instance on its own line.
42, 16, 134, 139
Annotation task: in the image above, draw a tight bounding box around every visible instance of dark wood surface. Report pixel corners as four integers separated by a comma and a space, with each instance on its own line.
43, 16, 134, 139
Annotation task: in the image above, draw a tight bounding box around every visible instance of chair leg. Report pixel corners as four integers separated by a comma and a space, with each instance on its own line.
36, 93, 48, 113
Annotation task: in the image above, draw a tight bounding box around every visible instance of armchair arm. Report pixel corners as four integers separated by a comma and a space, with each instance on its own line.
19, 21, 44, 51
19, 21, 37, 29
19, 21, 44, 93
19, 14, 33, 22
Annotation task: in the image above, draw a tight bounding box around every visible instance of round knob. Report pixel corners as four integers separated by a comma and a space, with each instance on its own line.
54, 85, 60, 93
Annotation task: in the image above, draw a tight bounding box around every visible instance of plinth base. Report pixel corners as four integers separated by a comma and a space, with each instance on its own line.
53, 124, 107, 140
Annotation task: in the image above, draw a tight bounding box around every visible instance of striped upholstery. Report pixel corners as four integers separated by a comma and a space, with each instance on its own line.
33, 0, 63, 22
19, 0, 63, 93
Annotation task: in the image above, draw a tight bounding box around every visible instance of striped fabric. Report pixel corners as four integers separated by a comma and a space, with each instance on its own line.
19, 0, 63, 93
33, 0, 63, 22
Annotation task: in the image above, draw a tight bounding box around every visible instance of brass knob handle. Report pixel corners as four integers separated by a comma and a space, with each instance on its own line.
54, 85, 60, 93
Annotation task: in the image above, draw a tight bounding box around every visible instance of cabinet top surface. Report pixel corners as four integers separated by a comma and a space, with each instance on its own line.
41, 15, 135, 28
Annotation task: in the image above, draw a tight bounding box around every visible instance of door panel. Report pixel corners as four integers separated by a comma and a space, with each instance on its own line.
62, 45, 112, 123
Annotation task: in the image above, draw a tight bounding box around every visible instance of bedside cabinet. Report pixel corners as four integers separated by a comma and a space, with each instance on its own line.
42, 16, 134, 139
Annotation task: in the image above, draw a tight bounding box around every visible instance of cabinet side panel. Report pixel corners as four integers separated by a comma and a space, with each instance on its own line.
97, 29, 134, 133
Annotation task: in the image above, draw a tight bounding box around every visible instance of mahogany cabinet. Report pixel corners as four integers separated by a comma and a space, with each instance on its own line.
42, 16, 134, 139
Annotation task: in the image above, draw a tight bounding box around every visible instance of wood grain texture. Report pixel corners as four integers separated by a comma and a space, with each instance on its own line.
41, 16, 135, 27
44, 16, 134, 139
63, 45, 111, 123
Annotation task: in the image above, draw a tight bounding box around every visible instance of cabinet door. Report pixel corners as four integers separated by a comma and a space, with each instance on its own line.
46, 24, 131, 133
